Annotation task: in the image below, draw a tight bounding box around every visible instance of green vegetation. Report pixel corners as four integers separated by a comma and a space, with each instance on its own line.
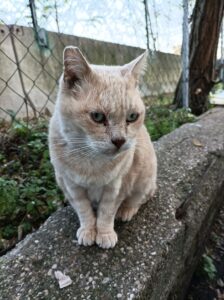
196, 254, 217, 280
145, 106, 195, 141
0, 104, 195, 253
211, 82, 224, 93
0, 120, 63, 253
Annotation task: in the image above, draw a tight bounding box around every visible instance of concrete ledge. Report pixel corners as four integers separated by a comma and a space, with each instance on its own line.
1, 108, 224, 300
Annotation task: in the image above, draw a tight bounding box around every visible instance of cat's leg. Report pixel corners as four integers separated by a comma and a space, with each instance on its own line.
69, 187, 96, 246
116, 181, 156, 222
96, 180, 123, 249
116, 192, 143, 222
59, 176, 96, 246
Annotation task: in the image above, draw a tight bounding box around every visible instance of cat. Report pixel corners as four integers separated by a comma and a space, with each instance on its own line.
48, 46, 157, 249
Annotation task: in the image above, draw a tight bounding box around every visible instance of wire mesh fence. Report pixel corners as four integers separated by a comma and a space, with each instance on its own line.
0, 0, 186, 124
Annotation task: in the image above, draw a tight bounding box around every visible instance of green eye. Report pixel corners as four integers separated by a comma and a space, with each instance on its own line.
90, 112, 106, 124
126, 112, 139, 123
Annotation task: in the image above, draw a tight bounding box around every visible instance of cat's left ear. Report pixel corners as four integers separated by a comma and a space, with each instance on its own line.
121, 51, 148, 82
63, 46, 92, 88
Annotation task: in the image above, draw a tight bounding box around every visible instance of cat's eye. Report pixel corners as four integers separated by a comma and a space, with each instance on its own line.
90, 112, 106, 124
126, 112, 139, 123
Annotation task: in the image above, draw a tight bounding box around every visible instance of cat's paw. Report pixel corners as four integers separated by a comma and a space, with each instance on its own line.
76, 227, 96, 246
96, 229, 118, 249
116, 206, 139, 222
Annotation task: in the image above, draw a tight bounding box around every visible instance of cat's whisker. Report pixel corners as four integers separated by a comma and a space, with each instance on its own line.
51, 138, 98, 145
51, 142, 88, 147
51, 138, 88, 142
50, 146, 96, 160
51, 139, 111, 155
68, 146, 97, 156
51, 139, 109, 147
51, 151, 93, 161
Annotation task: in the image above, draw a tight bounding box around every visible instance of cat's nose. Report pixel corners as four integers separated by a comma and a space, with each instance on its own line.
111, 138, 126, 149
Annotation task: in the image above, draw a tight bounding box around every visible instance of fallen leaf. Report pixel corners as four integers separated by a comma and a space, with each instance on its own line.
192, 138, 204, 147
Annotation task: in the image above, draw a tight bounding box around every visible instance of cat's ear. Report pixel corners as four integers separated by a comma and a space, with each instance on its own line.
121, 51, 148, 82
63, 46, 92, 87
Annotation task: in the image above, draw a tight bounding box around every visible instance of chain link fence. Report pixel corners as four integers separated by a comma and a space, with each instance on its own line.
0, 0, 184, 124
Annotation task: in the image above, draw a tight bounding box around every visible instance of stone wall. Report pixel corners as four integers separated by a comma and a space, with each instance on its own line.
0, 24, 181, 120
0, 108, 224, 300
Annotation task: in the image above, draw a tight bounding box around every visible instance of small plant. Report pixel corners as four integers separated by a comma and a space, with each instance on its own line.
211, 82, 224, 94
195, 254, 217, 280
202, 254, 217, 280
0, 119, 63, 252
145, 107, 195, 141
0, 178, 19, 217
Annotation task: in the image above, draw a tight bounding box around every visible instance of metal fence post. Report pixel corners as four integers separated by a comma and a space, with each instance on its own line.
182, 0, 189, 108
221, 19, 224, 89
29, 0, 48, 47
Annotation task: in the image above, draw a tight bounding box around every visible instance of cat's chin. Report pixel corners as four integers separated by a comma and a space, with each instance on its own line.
101, 147, 129, 159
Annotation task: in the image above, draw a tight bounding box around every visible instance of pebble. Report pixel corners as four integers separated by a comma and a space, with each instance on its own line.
52, 264, 57, 269
102, 277, 110, 284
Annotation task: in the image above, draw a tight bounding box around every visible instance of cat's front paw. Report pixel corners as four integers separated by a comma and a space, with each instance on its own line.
116, 206, 139, 222
96, 229, 118, 249
76, 227, 96, 246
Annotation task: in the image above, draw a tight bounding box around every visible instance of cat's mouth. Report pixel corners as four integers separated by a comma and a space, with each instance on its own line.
101, 146, 129, 157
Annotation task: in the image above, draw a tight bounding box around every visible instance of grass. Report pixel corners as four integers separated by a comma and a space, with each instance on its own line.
0, 102, 196, 254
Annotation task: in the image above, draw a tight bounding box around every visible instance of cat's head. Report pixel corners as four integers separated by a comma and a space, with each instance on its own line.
58, 46, 147, 157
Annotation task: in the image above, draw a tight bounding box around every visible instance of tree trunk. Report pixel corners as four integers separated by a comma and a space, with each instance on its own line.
174, 0, 224, 115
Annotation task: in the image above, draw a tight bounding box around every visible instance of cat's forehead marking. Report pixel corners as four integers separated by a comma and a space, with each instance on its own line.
95, 72, 137, 113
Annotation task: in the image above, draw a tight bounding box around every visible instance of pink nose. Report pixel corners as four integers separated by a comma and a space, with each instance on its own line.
111, 138, 126, 149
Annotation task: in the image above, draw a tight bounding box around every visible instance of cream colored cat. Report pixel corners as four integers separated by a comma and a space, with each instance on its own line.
49, 46, 157, 249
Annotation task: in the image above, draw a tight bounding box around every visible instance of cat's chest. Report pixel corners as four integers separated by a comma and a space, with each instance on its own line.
87, 186, 103, 203
68, 155, 128, 187
68, 163, 114, 186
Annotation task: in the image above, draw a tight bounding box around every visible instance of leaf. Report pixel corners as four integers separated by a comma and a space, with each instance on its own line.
202, 254, 217, 279
192, 138, 204, 147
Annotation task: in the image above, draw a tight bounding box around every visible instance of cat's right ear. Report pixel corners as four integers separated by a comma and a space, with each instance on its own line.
63, 46, 92, 88
121, 51, 148, 84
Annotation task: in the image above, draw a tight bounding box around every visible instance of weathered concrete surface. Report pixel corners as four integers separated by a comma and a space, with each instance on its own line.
0, 108, 224, 300
0, 24, 181, 120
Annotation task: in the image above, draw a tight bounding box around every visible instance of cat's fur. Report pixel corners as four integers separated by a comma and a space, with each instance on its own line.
49, 46, 157, 249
